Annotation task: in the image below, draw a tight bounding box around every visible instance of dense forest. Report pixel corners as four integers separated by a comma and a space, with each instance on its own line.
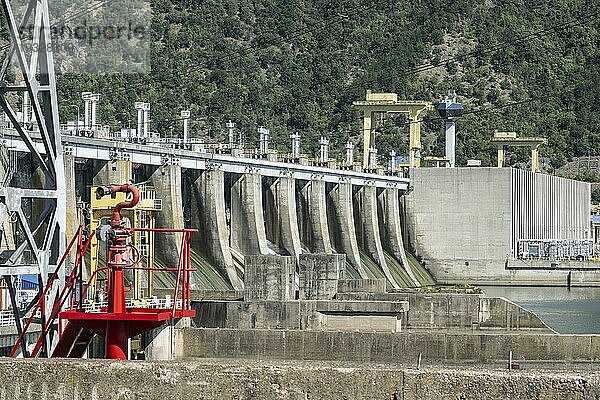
2, 0, 600, 172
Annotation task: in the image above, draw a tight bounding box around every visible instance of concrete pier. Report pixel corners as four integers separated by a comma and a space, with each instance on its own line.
150, 164, 184, 267
327, 180, 366, 279
64, 154, 78, 264
92, 159, 132, 185
267, 174, 302, 260
230, 172, 269, 256
244, 255, 295, 301
191, 168, 243, 289
378, 187, 420, 286
299, 179, 332, 253
299, 254, 345, 300
356, 183, 400, 288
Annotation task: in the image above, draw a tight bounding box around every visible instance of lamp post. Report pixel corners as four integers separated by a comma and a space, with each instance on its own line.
70, 104, 80, 136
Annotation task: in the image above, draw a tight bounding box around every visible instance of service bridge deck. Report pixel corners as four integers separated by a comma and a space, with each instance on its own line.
2, 129, 410, 190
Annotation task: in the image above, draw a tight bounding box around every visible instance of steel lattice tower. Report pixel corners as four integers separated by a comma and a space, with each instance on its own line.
0, 0, 66, 356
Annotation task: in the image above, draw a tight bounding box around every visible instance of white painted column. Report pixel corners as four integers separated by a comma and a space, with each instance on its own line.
226, 120, 235, 148
290, 133, 300, 158
22, 92, 29, 124
345, 141, 354, 166
445, 120, 456, 168
181, 110, 190, 143
90, 93, 99, 131
135, 102, 144, 139
82, 92, 92, 130
319, 137, 329, 163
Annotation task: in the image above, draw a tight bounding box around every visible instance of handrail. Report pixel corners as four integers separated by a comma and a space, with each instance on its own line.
30, 230, 96, 357
9, 225, 83, 357
9, 225, 196, 358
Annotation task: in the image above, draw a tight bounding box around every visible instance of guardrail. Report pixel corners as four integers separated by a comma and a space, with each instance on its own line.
1, 297, 183, 327
81, 297, 182, 313
0, 310, 15, 327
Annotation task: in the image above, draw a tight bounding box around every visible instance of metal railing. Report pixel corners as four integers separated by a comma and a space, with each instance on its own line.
81, 297, 183, 313
0, 309, 15, 327
517, 239, 594, 260
0, 308, 42, 328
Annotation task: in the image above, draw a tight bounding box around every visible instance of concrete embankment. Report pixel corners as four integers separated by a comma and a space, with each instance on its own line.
336, 292, 553, 331
0, 358, 598, 399
181, 328, 600, 365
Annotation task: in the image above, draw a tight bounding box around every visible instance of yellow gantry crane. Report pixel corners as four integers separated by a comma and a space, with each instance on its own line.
353, 90, 432, 169
491, 131, 548, 173
89, 184, 162, 299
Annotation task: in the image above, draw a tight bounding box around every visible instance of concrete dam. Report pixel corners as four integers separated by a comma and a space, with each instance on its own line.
3, 0, 600, 396
3, 129, 434, 292
1, 127, 593, 294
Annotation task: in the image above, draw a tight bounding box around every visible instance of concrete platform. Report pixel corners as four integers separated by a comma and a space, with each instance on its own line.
1, 358, 599, 399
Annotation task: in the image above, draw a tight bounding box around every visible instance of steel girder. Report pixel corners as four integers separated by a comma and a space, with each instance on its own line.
0, 0, 66, 356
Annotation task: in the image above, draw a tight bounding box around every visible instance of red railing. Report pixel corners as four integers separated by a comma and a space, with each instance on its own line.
9, 225, 90, 357
10, 226, 197, 358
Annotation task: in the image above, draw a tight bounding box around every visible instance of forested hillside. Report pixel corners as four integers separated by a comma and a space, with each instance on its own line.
5, 0, 600, 169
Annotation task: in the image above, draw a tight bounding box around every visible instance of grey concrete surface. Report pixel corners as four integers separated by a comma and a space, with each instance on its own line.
191, 168, 243, 289
378, 187, 420, 286
1, 358, 597, 400
327, 180, 366, 278
356, 183, 399, 288
191, 299, 408, 332
404, 167, 593, 286
182, 327, 600, 365
268, 175, 302, 261
150, 164, 184, 270
337, 278, 387, 294
244, 255, 295, 301
299, 179, 333, 253
92, 159, 132, 185
299, 254, 345, 300
230, 172, 269, 256
336, 291, 552, 331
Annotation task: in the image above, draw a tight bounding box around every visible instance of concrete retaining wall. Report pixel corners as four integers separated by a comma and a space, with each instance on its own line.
183, 328, 600, 364
404, 167, 595, 286
336, 292, 551, 331
1, 359, 598, 400
192, 299, 407, 331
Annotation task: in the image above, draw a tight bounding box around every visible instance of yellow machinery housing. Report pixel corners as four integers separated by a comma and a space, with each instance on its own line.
353, 90, 432, 169
89, 184, 162, 299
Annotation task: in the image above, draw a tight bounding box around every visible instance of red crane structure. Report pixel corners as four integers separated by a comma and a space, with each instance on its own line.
10, 183, 196, 359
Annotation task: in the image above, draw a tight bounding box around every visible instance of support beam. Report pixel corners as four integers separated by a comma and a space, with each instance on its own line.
64, 154, 78, 265
408, 114, 421, 168
361, 110, 372, 168
191, 168, 243, 290
497, 146, 504, 168
353, 91, 432, 169
531, 146, 540, 173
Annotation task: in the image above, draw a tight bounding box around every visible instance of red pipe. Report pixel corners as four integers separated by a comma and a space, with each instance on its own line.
112, 184, 140, 222
95, 183, 141, 359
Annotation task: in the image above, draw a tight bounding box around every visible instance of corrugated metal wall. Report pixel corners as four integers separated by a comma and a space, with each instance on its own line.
510, 169, 591, 256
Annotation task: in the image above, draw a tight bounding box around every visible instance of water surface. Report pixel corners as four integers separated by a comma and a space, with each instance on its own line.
481, 286, 600, 334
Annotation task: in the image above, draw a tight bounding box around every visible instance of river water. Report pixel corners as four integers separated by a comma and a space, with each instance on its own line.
480, 286, 600, 334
